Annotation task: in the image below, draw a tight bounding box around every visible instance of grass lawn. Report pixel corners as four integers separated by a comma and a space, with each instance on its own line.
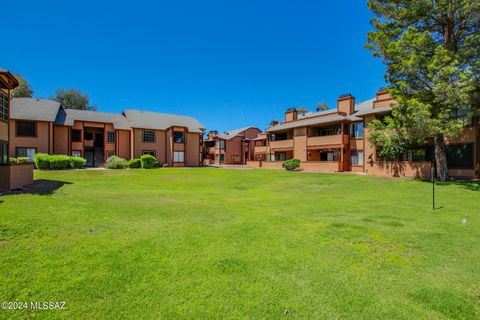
1, 168, 479, 319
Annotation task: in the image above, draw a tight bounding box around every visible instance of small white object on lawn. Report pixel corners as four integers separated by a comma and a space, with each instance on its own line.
462, 219, 467, 225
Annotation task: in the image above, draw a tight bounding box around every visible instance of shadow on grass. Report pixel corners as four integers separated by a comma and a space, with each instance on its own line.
0, 179, 72, 197
417, 180, 480, 192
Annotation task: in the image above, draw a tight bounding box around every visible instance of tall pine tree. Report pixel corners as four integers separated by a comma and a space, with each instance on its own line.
366, 0, 479, 181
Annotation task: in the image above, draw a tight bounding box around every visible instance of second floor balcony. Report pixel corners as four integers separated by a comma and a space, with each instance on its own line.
254, 146, 268, 154
269, 139, 294, 150
307, 134, 342, 147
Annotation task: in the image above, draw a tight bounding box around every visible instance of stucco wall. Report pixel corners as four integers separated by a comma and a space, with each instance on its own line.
117, 130, 131, 159
186, 132, 200, 166
9, 120, 50, 156
133, 128, 166, 163
365, 161, 432, 179
225, 136, 243, 164
247, 161, 340, 172
53, 125, 69, 155
0, 121, 8, 142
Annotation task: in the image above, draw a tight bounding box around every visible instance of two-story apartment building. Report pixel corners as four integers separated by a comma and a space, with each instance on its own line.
203, 127, 261, 165
9, 98, 205, 167
251, 89, 479, 179
123, 110, 204, 167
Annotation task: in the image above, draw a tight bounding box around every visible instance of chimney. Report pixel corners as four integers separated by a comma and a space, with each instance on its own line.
207, 130, 218, 140
285, 108, 298, 122
373, 87, 394, 108
337, 94, 355, 116
269, 120, 279, 128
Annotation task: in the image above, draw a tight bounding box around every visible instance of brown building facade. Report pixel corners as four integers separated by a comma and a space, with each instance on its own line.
9, 98, 205, 167
0, 68, 34, 191
204, 127, 261, 165
250, 89, 479, 179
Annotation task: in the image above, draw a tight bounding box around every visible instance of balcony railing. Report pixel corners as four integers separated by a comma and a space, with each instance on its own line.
269, 139, 294, 150
307, 135, 342, 147
254, 146, 267, 154
208, 147, 215, 154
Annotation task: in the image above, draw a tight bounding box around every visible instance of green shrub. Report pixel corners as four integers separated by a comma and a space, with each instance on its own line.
34, 153, 50, 169
9, 157, 29, 164
106, 156, 127, 169
127, 158, 142, 169
282, 159, 301, 171
70, 156, 87, 169
49, 155, 71, 169
140, 154, 157, 169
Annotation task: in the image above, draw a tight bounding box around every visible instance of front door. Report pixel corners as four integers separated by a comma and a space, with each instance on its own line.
84, 147, 94, 167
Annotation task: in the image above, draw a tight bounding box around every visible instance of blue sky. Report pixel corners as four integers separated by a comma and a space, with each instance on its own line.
3, 0, 386, 133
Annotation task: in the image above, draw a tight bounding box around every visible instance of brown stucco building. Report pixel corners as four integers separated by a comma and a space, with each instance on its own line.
203, 127, 261, 165
9, 98, 205, 167
0, 68, 34, 191
249, 89, 480, 179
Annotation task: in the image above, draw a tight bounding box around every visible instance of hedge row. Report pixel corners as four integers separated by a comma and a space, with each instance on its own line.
106, 154, 159, 169
34, 153, 87, 170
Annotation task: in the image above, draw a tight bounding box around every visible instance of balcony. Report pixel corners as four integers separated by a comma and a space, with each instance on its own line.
269, 139, 294, 150
254, 146, 267, 154
307, 135, 342, 148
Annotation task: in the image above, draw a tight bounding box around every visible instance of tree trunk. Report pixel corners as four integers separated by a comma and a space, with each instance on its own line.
434, 134, 448, 182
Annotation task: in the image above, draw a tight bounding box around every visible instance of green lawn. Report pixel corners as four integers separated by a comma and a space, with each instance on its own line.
1, 169, 479, 319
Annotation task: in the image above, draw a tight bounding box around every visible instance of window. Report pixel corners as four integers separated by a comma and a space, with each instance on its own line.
143, 150, 156, 156
0, 92, 8, 121
71, 150, 81, 157
350, 123, 364, 138
71, 129, 82, 142
173, 131, 185, 143
16, 147, 36, 162
451, 106, 472, 126
446, 144, 474, 169
219, 140, 225, 149
143, 130, 155, 142
0, 142, 7, 164
174, 151, 184, 162
320, 150, 340, 161
275, 152, 287, 161
220, 154, 225, 162
16, 121, 36, 137
107, 132, 115, 143
84, 132, 93, 141
351, 150, 364, 166
402, 149, 427, 162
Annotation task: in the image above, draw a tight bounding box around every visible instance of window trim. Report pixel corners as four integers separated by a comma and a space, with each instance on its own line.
15, 120, 37, 138
173, 151, 185, 163
173, 131, 185, 143
71, 150, 82, 157
71, 129, 82, 143
350, 122, 364, 139
15, 146, 37, 163
351, 150, 364, 166
0, 91, 8, 121
107, 131, 116, 144
142, 130, 156, 143
0, 141, 8, 165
